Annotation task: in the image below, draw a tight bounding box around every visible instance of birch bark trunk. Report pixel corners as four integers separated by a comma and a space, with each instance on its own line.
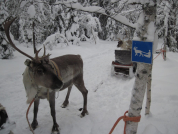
126, 63, 151, 134
145, 64, 152, 115
125, 2, 156, 134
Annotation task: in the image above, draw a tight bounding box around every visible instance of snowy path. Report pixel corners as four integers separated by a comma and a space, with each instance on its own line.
0, 40, 178, 134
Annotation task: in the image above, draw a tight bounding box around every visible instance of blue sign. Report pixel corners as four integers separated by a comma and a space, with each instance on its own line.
132, 40, 153, 64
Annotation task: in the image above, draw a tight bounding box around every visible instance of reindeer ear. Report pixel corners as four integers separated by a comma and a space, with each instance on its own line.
24, 59, 31, 66
44, 57, 50, 63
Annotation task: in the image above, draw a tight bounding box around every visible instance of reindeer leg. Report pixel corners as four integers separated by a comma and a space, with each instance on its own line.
49, 92, 59, 134
61, 85, 72, 108
74, 75, 88, 117
31, 98, 40, 130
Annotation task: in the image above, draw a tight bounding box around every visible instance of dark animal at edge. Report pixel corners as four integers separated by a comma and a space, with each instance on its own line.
0, 104, 8, 128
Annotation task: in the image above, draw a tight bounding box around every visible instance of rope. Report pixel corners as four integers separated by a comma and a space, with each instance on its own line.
26, 98, 35, 134
109, 111, 141, 134
153, 48, 166, 60
26, 90, 40, 134
49, 60, 62, 81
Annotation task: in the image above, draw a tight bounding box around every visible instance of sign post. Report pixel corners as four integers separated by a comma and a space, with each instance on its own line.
132, 40, 153, 64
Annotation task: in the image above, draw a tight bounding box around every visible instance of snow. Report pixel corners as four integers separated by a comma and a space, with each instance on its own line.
147, 22, 155, 41
127, 0, 155, 6
43, 32, 69, 50
153, 32, 158, 54
163, 1, 170, 37
1, 40, 178, 134
27, 5, 36, 18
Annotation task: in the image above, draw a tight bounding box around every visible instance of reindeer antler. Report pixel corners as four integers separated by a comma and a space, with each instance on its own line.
3, 17, 36, 61
3, 17, 51, 63
40, 45, 51, 62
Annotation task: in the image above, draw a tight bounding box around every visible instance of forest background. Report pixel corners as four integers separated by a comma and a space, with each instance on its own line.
0, 0, 178, 59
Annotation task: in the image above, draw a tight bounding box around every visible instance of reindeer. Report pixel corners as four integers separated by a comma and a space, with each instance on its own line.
133, 47, 143, 57
3, 17, 88, 134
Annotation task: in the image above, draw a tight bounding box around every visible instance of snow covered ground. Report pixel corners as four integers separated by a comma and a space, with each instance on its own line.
0, 40, 178, 134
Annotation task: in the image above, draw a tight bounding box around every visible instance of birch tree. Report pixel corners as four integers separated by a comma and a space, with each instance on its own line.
125, 1, 157, 134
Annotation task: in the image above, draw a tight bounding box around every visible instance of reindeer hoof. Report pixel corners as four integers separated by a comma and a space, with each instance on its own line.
31, 120, 38, 130
51, 131, 60, 134
80, 114, 85, 118
80, 111, 89, 118
51, 124, 60, 134
61, 103, 68, 108
86, 111, 89, 115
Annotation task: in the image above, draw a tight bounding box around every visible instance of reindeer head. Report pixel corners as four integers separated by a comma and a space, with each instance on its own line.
3, 17, 63, 90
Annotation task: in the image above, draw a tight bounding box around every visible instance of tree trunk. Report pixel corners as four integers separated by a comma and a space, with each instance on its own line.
176, 34, 178, 49
126, 63, 151, 134
126, 2, 156, 134
32, 22, 37, 54
163, 1, 170, 60
163, 37, 167, 60
98, 14, 108, 40
145, 64, 152, 115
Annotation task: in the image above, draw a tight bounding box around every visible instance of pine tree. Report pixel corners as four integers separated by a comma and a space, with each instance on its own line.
157, 0, 178, 52
0, 0, 20, 59
19, 0, 56, 45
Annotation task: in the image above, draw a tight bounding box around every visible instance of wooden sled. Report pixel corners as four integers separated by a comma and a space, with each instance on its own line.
111, 50, 136, 78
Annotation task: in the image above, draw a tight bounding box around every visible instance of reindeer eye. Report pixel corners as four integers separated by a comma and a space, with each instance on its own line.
37, 69, 43, 74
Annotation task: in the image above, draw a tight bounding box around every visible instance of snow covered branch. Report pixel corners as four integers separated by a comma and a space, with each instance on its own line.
52, 1, 137, 29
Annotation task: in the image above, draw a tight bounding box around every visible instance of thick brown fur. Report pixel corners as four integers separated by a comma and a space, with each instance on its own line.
23, 55, 88, 134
